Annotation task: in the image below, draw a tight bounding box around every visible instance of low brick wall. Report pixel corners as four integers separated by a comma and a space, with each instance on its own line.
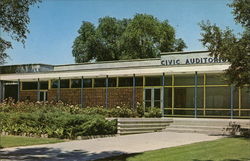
47, 89, 81, 104
20, 91, 37, 102
21, 87, 143, 107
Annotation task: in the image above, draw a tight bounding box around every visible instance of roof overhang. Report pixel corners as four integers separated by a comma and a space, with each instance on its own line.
0, 64, 230, 81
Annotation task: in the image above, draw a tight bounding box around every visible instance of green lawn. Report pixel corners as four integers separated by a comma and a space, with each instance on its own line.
0, 135, 64, 148
99, 138, 250, 161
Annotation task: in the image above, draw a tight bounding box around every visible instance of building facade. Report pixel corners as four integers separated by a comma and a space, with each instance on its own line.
0, 51, 249, 118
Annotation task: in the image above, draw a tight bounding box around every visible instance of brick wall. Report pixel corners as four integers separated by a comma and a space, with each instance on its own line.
108, 88, 143, 107
21, 87, 143, 108
47, 89, 81, 104
20, 91, 37, 102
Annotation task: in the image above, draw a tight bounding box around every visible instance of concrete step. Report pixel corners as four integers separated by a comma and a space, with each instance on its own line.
117, 118, 173, 135
172, 121, 229, 126
118, 123, 170, 128
164, 127, 224, 135
118, 130, 160, 135
118, 120, 173, 124
172, 118, 250, 127
118, 127, 165, 131
168, 125, 225, 130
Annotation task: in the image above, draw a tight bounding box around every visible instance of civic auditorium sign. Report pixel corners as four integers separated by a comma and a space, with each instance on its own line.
161, 52, 227, 66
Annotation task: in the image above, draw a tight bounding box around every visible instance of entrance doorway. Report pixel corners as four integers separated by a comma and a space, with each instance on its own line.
144, 88, 163, 108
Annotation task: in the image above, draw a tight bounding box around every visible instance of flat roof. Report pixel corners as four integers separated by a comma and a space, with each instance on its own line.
161, 50, 209, 55
0, 63, 53, 67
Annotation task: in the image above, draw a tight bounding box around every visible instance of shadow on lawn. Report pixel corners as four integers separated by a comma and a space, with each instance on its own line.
95, 156, 250, 161
0, 147, 125, 161
193, 159, 250, 161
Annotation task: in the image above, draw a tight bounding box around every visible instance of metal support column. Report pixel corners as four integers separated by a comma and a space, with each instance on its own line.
132, 74, 136, 109
57, 77, 61, 101
194, 71, 198, 118
230, 85, 234, 119
105, 75, 108, 108
161, 73, 165, 117
81, 76, 84, 108
17, 79, 20, 102
37, 78, 40, 101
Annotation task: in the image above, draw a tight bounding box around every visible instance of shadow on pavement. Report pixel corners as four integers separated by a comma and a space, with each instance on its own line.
0, 147, 124, 161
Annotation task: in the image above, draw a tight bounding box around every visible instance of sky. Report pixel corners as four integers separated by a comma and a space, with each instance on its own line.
3, 0, 243, 65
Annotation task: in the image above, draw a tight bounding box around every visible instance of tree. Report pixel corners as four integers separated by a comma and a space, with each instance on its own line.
72, 14, 186, 63
0, 0, 40, 64
200, 0, 250, 87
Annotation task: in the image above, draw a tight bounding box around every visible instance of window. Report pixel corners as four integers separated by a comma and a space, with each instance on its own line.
118, 77, 143, 87
22, 81, 48, 90
22, 82, 37, 90
165, 75, 172, 86
175, 75, 194, 86
40, 81, 48, 90
94, 78, 117, 87
174, 87, 195, 108
94, 78, 106, 87
119, 77, 132, 87
233, 87, 239, 108
242, 87, 250, 109
71, 79, 81, 88
174, 74, 204, 86
164, 88, 172, 108
71, 79, 92, 88
51, 80, 58, 88
206, 74, 227, 85
51, 79, 69, 88
145, 76, 161, 86
108, 78, 116, 87
206, 86, 230, 108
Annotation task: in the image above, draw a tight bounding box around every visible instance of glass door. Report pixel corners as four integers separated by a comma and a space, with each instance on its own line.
144, 88, 162, 108
145, 88, 152, 108
154, 88, 161, 108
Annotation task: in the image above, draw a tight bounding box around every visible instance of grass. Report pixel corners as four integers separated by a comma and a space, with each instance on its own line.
98, 137, 250, 161
0, 135, 64, 148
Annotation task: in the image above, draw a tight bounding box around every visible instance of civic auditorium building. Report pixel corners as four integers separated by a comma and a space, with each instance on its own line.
0, 51, 249, 119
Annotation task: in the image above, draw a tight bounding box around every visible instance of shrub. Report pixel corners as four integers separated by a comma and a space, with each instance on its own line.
144, 107, 162, 118
108, 106, 137, 117
0, 100, 163, 139
80, 107, 109, 116
0, 111, 117, 139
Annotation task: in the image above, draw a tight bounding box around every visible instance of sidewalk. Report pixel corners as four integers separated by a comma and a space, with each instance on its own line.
0, 132, 223, 161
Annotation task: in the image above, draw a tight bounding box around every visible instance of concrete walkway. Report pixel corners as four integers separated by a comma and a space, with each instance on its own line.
0, 132, 223, 161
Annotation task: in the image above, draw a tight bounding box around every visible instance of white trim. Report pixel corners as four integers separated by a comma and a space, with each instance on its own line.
0, 64, 229, 81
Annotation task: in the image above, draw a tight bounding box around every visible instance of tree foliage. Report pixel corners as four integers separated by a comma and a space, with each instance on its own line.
0, 0, 40, 64
200, 0, 250, 87
72, 14, 186, 63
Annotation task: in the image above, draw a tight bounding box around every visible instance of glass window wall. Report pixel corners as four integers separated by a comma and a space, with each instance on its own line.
206, 87, 230, 108
206, 74, 227, 85
242, 87, 250, 109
